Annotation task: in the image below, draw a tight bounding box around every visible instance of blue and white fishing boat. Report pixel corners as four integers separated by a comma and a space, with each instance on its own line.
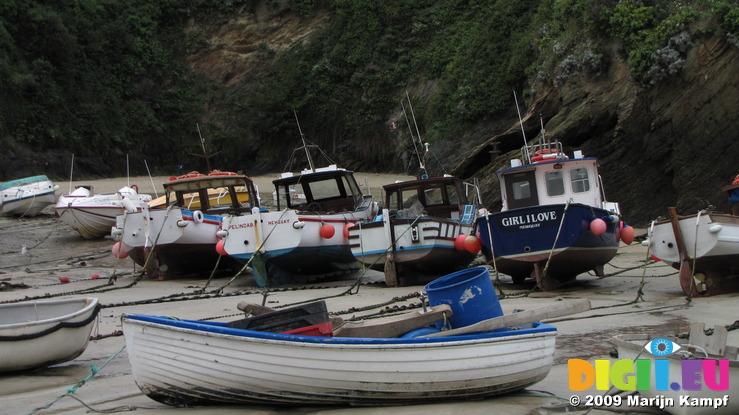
122, 313, 557, 406
475, 119, 629, 290
0, 175, 58, 217
348, 175, 484, 286
218, 131, 376, 286
347, 95, 484, 286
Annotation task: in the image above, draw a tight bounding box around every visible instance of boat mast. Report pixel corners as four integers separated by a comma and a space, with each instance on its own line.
68, 154, 74, 193
294, 110, 316, 173
196, 123, 214, 172
513, 91, 530, 163
403, 91, 428, 178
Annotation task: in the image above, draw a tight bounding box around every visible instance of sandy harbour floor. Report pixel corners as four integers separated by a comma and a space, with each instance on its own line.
1, 174, 737, 415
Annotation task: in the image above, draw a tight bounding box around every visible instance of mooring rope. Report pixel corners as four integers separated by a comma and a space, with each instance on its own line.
26, 345, 127, 415
540, 200, 571, 288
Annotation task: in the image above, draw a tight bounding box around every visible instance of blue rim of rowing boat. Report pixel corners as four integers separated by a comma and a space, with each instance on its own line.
123, 314, 556, 344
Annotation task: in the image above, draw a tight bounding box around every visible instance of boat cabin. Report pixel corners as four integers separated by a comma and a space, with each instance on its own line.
383, 175, 478, 221
498, 144, 618, 213
160, 172, 259, 213
273, 165, 371, 213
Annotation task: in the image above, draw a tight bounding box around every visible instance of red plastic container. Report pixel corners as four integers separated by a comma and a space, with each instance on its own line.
280, 322, 333, 337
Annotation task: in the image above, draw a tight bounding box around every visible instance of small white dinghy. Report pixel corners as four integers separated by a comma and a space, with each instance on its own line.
0, 175, 58, 217
122, 314, 557, 406
0, 297, 100, 373
55, 185, 152, 239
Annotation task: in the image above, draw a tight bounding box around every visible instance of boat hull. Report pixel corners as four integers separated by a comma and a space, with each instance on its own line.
349, 217, 476, 278
648, 212, 739, 296
476, 204, 619, 285
611, 334, 739, 415
222, 210, 369, 285
55, 188, 151, 239
0, 298, 99, 373
0, 176, 57, 217
115, 208, 241, 278
122, 314, 556, 406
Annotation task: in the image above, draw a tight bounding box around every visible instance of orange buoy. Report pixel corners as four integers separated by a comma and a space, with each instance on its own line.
454, 234, 467, 251
464, 235, 481, 254
112, 242, 128, 259
320, 223, 335, 239
59, 276, 70, 284
590, 218, 606, 235
91, 274, 100, 280
215, 239, 227, 255
621, 225, 635, 245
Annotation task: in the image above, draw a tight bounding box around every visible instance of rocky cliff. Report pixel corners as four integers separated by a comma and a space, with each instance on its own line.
185, 5, 739, 226
454, 26, 738, 226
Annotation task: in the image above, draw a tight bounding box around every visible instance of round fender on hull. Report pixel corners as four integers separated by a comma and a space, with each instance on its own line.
192, 210, 204, 223
112, 242, 128, 259
454, 234, 467, 251
215, 239, 227, 255
319, 223, 335, 239
590, 218, 606, 236
464, 235, 481, 254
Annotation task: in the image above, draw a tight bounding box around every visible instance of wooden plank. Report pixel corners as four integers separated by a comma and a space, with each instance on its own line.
424, 299, 591, 337
332, 304, 452, 338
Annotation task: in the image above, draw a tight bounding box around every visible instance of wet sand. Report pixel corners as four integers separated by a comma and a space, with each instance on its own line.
1, 174, 737, 415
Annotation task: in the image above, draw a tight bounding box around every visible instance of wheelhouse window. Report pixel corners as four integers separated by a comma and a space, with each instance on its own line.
342, 176, 361, 201
446, 184, 460, 205
511, 180, 531, 200
570, 168, 590, 193
424, 186, 444, 206
307, 178, 342, 200
545, 171, 565, 196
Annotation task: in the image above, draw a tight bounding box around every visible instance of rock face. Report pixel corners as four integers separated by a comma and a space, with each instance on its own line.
184, 5, 738, 226
453, 32, 739, 226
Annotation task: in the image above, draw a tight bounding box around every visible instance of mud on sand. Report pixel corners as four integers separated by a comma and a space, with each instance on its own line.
1, 174, 738, 415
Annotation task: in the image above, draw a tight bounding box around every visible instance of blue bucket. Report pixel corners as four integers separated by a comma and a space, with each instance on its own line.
424, 267, 503, 329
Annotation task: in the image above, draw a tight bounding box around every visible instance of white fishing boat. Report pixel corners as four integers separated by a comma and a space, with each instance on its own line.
643, 207, 739, 296
475, 115, 627, 290
0, 297, 99, 373
348, 175, 484, 286
0, 175, 58, 217
110, 171, 261, 279
122, 313, 557, 406
54, 185, 152, 239
218, 134, 376, 286
611, 326, 738, 415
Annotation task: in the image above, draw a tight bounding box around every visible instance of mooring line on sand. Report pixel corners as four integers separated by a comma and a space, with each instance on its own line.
26, 346, 128, 415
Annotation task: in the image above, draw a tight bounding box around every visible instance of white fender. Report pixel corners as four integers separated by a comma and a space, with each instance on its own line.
121, 197, 136, 213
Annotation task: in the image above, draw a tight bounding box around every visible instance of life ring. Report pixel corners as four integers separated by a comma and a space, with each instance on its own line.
208, 170, 238, 176
733, 175, 739, 185
192, 210, 204, 223
174, 172, 204, 181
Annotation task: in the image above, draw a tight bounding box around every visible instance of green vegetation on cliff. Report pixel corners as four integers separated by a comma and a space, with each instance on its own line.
0, 0, 736, 178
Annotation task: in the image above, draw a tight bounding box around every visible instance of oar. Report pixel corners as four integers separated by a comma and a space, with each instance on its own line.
423, 299, 591, 337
